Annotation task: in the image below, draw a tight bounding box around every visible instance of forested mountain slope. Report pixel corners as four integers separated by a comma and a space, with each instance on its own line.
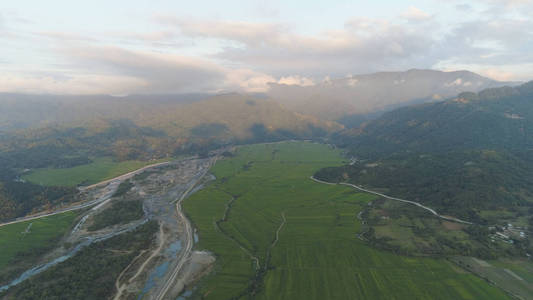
336, 82, 533, 156
319, 82, 533, 222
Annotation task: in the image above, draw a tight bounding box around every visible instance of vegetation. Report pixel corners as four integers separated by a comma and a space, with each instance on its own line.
0, 182, 75, 222
0, 94, 340, 219
336, 82, 533, 156
1, 220, 158, 299
88, 199, 144, 231
451, 257, 533, 300
315, 150, 533, 222
0, 211, 79, 284
357, 198, 524, 260
112, 180, 134, 197
184, 142, 509, 299
23, 157, 167, 187
0, 94, 339, 164
315, 83, 533, 262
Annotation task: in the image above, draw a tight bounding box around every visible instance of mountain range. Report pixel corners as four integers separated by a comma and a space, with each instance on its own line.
267, 69, 517, 123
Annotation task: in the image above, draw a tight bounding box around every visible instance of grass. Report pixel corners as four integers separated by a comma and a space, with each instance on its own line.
184, 141, 509, 299
23, 157, 169, 187
0, 211, 79, 271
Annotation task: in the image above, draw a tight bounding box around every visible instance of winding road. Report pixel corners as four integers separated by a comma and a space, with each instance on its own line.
310, 176, 472, 225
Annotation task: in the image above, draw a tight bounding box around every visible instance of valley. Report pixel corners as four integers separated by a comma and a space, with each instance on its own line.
0, 79, 531, 300
2, 1, 533, 298
0, 155, 217, 299
0, 139, 530, 299
181, 141, 510, 299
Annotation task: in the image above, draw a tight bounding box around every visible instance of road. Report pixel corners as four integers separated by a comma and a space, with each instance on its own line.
0, 192, 114, 228
154, 157, 216, 300
310, 176, 472, 225
78, 161, 173, 190
0, 160, 177, 228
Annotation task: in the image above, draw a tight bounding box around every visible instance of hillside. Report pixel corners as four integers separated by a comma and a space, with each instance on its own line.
0, 93, 341, 160
267, 69, 516, 122
319, 82, 533, 223
338, 82, 533, 155
0, 93, 340, 221
0, 93, 208, 131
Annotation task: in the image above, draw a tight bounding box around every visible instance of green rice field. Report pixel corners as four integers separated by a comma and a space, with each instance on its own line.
0, 211, 78, 269
184, 141, 510, 299
23, 157, 168, 187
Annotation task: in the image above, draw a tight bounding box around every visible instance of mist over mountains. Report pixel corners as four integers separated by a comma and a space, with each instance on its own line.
0, 69, 516, 133
337, 81, 533, 155
267, 69, 517, 123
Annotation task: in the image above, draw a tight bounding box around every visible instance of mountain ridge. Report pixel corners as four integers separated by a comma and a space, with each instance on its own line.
267, 69, 519, 121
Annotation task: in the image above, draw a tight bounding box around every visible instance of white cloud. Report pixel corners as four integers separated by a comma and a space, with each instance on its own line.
11, 46, 286, 94
401, 6, 432, 21
63, 46, 227, 93
38, 31, 97, 42
480, 0, 532, 6
479, 68, 520, 81
157, 17, 436, 78
0, 73, 148, 95
456, 3, 474, 11
223, 68, 276, 93
277, 75, 314, 86
2, 2, 533, 95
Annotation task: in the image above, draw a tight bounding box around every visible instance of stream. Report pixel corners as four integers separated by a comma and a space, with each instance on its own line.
0, 218, 148, 292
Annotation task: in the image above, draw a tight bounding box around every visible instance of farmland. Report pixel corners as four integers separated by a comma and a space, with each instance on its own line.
184, 141, 509, 299
452, 257, 533, 299
0, 211, 79, 284
23, 157, 168, 187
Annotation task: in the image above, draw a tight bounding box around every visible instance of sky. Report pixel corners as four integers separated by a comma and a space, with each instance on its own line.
0, 0, 532, 95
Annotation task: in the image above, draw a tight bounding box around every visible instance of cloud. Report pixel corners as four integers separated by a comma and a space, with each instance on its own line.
157, 17, 286, 47
0, 73, 148, 95
479, 68, 517, 81
440, 17, 533, 65
252, 0, 280, 18
38, 31, 97, 42
401, 6, 432, 21
63, 46, 228, 93
223, 68, 276, 92
2, 3, 533, 95
455, 3, 474, 11
157, 17, 436, 77
3, 46, 281, 94
277, 75, 314, 86
480, 0, 532, 6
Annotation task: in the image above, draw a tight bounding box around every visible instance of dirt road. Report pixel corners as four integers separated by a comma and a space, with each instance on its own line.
153, 157, 216, 300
